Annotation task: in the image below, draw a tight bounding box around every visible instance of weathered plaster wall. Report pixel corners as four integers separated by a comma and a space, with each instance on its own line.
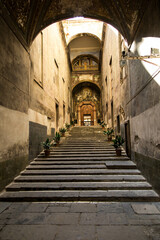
29, 22, 71, 160
128, 7, 160, 192
101, 24, 130, 132
0, 18, 71, 190
0, 17, 30, 190
102, 21, 160, 193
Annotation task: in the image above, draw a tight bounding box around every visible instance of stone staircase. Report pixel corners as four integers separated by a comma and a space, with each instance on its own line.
0, 126, 159, 202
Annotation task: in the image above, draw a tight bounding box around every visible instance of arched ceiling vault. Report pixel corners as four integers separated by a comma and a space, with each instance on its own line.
0, 0, 152, 47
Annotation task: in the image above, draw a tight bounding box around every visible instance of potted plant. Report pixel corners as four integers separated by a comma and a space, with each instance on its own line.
101, 122, 107, 130
99, 120, 106, 129
53, 132, 61, 146
65, 123, 70, 131
71, 120, 75, 127
112, 135, 125, 156
104, 128, 114, 141
42, 138, 51, 157
59, 128, 66, 137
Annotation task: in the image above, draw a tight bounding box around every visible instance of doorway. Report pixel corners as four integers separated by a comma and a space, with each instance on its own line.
125, 120, 131, 157
80, 103, 94, 126
83, 114, 92, 126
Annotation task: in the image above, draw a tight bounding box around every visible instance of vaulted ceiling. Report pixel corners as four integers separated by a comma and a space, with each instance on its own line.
0, 0, 157, 47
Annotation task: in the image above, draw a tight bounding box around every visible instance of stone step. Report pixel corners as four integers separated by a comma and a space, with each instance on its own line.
27, 164, 107, 169
58, 146, 114, 149
6, 181, 152, 191
38, 153, 126, 158
60, 145, 112, 147
36, 156, 129, 161
50, 150, 117, 154
14, 174, 146, 182
21, 169, 141, 175
51, 149, 115, 152
105, 161, 137, 169
31, 160, 110, 165
0, 190, 159, 202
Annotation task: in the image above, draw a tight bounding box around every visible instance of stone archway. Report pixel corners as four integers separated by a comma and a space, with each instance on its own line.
78, 101, 97, 126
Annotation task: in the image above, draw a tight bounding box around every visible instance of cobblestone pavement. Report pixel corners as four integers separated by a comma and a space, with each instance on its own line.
0, 201, 160, 240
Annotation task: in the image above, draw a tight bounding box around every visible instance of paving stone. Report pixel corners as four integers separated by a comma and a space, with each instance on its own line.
144, 226, 160, 240
128, 218, 159, 225
0, 212, 11, 224
96, 226, 149, 240
49, 202, 72, 207
70, 203, 97, 212
48, 213, 80, 225
46, 206, 69, 213
55, 225, 96, 240
131, 203, 160, 215
7, 212, 51, 225
97, 202, 124, 213
0, 225, 4, 230
3, 202, 30, 213
79, 213, 97, 225
0, 202, 12, 213
122, 202, 135, 215
0, 225, 58, 240
25, 203, 49, 213
108, 213, 128, 225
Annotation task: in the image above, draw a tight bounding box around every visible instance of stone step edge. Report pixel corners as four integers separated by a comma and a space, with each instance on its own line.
0, 190, 159, 202
5, 182, 152, 191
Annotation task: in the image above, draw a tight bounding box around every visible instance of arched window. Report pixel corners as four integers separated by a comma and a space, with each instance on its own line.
72, 55, 99, 71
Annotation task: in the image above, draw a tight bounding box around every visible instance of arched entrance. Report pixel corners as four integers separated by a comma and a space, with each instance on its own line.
72, 82, 101, 126
78, 101, 96, 126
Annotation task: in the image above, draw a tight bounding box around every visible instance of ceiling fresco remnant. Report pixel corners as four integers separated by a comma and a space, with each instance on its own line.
0, 0, 152, 46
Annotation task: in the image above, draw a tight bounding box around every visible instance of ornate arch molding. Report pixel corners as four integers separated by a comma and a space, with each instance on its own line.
79, 101, 95, 107
72, 81, 101, 94
72, 55, 99, 72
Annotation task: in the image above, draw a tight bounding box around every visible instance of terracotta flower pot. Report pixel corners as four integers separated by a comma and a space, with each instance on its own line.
44, 149, 50, 157
55, 141, 60, 147
116, 148, 122, 156
108, 136, 112, 141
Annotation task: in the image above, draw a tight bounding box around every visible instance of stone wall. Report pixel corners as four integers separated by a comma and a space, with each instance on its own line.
0, 17, 30, 190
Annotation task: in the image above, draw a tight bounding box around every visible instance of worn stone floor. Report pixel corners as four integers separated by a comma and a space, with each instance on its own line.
0, 201, 160, 240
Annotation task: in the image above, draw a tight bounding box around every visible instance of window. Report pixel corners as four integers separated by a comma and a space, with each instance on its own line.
111, 101, 114, 128
106, 103, 108, 122
54, 59, 59, 86
56, 103, 59, 129
105, 76, 107, 85
63, 104, 65, 124
109, 56, 112, 66
54, 59, 59, 68
151, 48, 159, 56
117, 115, 120, 133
